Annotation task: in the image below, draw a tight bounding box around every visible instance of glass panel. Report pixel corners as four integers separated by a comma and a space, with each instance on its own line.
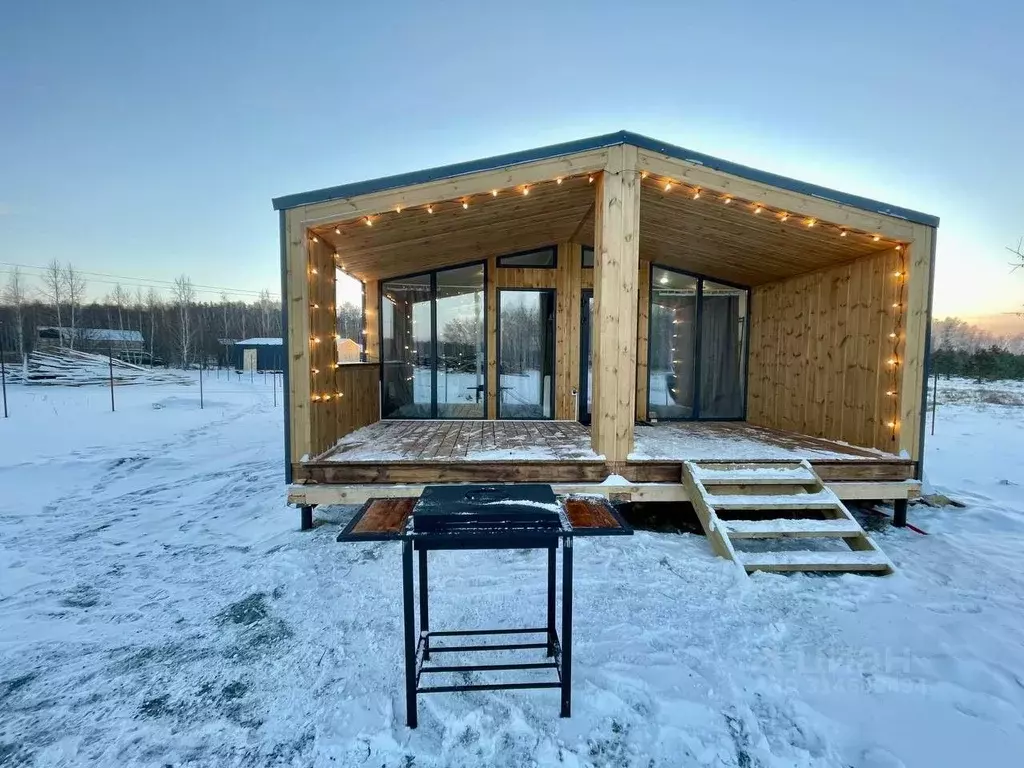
648, 267, 698, 419
699, 281, 748, 418
582, 246, 594, 268
499, 290, 555, 419
498, 247, 556, 268
335, 268, 364, 362
585, 293, 594, 419
435, 264, 486, 418
381, 274, 432, 418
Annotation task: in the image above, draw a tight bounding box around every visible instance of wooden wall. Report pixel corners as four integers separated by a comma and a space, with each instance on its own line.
746, 248, 907, 455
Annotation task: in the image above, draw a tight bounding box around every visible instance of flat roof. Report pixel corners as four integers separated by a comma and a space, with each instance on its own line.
272, 130, 939, 228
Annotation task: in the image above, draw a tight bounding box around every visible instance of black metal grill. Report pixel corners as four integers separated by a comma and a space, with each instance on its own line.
336, 483, 632, 729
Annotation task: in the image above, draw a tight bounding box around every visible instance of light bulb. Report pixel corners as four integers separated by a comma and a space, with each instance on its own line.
426, 205, 433, 214
365, 217, 373, 227
660, 275, 669, 284
889, 332, 898, 339
840, 230, 848, 237
462, 201, 469, 209
491, 189, 498, 196
588, 175, 594, 183
724, 197, 732, 205
312, 236, 318, 243
893, 271, 903, 278
310, 268, 318, 275
556, 178, 563, 185
887, 421, 897, 429
522, 186, 530, 195
806, 218, 816, 227
334, 227, 340, 235
780, 213, 789, 222
395, 205, 402, 213
873, 235, 881, 242
664, 181, 673, 192
753, 206, 762, 214
641, 171, 648, 179
693, 190, 701, 200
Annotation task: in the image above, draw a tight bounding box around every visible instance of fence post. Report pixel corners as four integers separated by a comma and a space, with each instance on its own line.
273, 371, 277, 407
200, 360, 205, 410
1, 339, 8, 419
108, 345, 115, 412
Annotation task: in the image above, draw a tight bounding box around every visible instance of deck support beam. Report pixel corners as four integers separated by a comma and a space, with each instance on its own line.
591, 146, 641, 462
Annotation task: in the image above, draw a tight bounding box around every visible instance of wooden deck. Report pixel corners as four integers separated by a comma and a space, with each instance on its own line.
294, 420, 916, 486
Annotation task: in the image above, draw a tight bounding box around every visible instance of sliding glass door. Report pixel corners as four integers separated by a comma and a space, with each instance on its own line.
380, 263, 486, 419
498, 289, 555, 419
648, 266, 748, 420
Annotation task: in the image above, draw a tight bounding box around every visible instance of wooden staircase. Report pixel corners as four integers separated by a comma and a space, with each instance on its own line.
681, 460, 893, 575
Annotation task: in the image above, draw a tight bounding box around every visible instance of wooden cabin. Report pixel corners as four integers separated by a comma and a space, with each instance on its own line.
272, 131, 937, 570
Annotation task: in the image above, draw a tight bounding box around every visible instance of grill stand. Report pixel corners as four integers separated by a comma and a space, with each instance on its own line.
401, 535, 572, 729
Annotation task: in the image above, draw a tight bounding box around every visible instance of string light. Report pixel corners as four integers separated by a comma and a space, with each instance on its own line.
395, 205, 402, 213
779, 213, 789, 222
640, 172, 648, 179
556, 178, 563, 185
522, 186, 530, 196
491, 189, 498, 196
365, 217, 373, 227
334, 227, 340, 235
806, 218, 816, 227
723, 196, 732, 205
588, 175, 594, 183
312, 236, 318, 243
753, 205, 762, 214
840, 230, 848, 237
692, 189, 700, 200
310, 267, 318, 275
664, 181, 673, 192
462, 200, 469, 209
426, 205, 434, 214
873, 235, 881, 242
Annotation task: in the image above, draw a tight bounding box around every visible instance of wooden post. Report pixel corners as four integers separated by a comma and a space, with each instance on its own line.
591, 145, 640, 461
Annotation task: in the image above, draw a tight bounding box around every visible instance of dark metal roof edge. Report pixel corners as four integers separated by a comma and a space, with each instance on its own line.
271, 131, 629, 211
620, 131, 939, 228
272, 129, 939, 228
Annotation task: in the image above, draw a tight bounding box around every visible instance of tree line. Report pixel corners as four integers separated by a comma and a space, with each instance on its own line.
0, 262, 284, 368
931, 316, 1024, 381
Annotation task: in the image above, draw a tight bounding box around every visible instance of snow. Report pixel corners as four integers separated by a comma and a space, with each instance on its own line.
721, 519, 862, 535
236, 337, 283, 346
2, 375, 1024, 766
693, 464, 815, 482
704, 490, 838, 508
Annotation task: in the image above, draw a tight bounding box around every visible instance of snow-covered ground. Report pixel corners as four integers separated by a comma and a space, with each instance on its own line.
1, 376, 1023, 767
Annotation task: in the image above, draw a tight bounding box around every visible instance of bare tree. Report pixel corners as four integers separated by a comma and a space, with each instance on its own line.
41, 259, 64, 345
1009, 237, 1024, 273
63, 263, 87, 350
109, 282, 131, 331
171, 274, 196, 368
145, 288, 161, 362
2, 266, 29, 368
258, 289, 273, 337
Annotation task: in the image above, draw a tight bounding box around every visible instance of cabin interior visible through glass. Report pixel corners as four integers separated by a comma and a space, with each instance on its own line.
360, 245, 749, 423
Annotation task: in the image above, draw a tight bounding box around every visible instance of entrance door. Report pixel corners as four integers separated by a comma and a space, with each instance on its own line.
578, 290, 593, 424
243, 348, 258, 372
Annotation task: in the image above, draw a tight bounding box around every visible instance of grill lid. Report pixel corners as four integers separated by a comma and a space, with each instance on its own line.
413, 484, 561, 534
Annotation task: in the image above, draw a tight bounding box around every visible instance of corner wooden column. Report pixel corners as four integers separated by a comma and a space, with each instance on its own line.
285, 208, 314, 464
591, 145, 641, 461
486, 255, 498, 419
555, 241, 583, 419
899, 224, 936, 462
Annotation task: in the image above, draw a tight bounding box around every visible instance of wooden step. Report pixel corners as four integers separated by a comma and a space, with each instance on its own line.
720, 518, 865, 538
739, 549, 893, 573
692, 464, 818, 485
705, 489, 840, 510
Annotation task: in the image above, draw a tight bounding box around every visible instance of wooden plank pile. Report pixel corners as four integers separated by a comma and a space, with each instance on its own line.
6, 350, 189, 387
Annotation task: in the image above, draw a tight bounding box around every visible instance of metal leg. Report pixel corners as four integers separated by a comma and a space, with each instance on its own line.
403, 539, 418, 728
560, 536, 573, 718
300, 505, 313, 531
547, 545, 556, 657
419, 546, 430, 661
893, 498, 908, 528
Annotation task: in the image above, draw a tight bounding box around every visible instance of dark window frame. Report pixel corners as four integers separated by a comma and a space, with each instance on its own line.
581, 245, 594, 269
497, 245, 558, 269
377, 260, 488, 420
646, 264, 751, 422
496, 287, 557, 420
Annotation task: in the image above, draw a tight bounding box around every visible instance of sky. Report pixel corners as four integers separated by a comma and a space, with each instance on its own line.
2, 0, 1022, 321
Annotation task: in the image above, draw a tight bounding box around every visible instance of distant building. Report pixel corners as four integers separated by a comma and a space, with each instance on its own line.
337, 337, 363, 363
37, 327, 145, 355
234, 337, 284, 372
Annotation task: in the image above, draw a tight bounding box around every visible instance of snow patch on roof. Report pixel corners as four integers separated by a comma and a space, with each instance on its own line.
236, 338, 283, 346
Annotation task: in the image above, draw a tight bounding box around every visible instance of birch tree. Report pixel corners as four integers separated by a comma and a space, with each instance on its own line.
2, 266, 28, 367
41, 259, 64, 344
171, 274, 196, 368
145, 288, 161, 362
63, 264, 87, 350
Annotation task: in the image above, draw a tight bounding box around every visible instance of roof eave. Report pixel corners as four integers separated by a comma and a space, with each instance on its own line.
272, 129, 939, 229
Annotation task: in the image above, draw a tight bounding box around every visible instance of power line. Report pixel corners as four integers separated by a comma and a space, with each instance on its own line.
0, 262, 280, 300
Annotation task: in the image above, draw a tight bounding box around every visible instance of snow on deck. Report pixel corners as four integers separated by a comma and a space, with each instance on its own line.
631, 421, 898, 462
2, 376, 1024, 765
